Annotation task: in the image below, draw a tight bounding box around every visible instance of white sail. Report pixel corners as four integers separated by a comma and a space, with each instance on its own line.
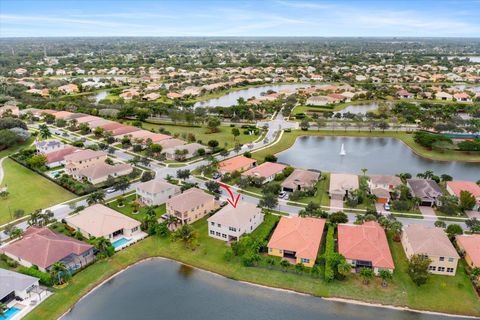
340, 143, 346, 156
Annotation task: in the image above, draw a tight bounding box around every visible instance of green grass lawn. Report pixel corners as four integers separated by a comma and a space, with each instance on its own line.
139, 122, 258, 149
296, 173, 331, 207
0, 159, 75, 225
0, 137, 35, 158
24, 216, 480, 320
107, 194, 166, 221
252, 130, 480, 162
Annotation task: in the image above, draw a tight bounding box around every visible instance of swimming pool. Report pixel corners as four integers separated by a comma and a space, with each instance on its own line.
112, 237, 131, 249
0, 307, 21, 320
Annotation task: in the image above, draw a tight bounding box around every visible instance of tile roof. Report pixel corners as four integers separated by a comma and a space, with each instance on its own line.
403, 225, 459, 258
456, 235, 480, 268
137, 179, 180, 194
447, 181, 480, 200
407, 179, 442, 199
282, 169, 321, 190
208, 202, 262, 229
219, 156, 257, 173
338, 221, 394, 269
0, 227, 93, 269
166, 188, 215, 213
0, 268, 39, 300
77, 163, 132, 180
65, 204, 140, 238
242, 162, 286, 179
268, 216, 325, 261
64, 149, 107, 162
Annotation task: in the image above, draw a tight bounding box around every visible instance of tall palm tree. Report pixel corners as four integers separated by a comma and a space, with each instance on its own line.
360, 268, 374, 285
379, 269, 393, 287
95, 237, 112, 255
361, 168, 368, 176
49, 261, 69, 285
0, 302, 6, 316
38, 124, 52, 140
337, 261, 352, 278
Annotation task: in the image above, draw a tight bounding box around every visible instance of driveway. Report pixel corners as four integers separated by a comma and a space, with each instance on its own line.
419, 206, 436, 217
330, 198, 343, 212
466, 210, 480, 219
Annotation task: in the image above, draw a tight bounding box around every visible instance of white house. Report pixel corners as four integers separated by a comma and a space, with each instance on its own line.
136, 179, 181, 206
207, 202, 264, 242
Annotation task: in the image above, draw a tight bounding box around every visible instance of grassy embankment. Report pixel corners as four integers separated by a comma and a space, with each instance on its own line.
24, 216, 480, 320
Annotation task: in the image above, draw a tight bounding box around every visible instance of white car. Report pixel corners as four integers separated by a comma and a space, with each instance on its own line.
383, 203, 391, 211
279, 191, 287, 199
106, 188, 116, 194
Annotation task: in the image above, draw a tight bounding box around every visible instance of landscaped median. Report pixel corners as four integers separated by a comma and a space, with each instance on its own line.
23, 217, 480, 320
251, 129, 480, 163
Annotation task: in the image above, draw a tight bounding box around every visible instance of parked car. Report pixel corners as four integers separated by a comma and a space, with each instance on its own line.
161, 213, 170, 220
384, 203, 391, 211
279, 191, 287, 199
106, 188, 116, 194
212, 172, 221, 179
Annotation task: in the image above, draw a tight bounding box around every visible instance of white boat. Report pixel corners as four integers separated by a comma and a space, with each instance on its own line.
340, 143, 346, 156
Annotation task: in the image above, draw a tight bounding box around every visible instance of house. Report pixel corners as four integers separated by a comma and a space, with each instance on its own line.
64, 149, 108, 175
241, 162, 286, 183
163, 143, 204, 161
456, 235, 480, 271
436, 92, 453, 101
446, 181, 480, 211
0, 227, 94, 273
329, 173, 359, 200
306, 95, 330, 106
143, 92, 160, 101
35, 139, 64, 154
267, 216, 326, 267
136, 179, 181, 206
0, 105, 20, 116
281, 169, 320, 193
453, 93, 472, 102
44, 146, 79, 168
338, 221, 394, 274
368, 175, 403, 203
158, 138, 186, 149
407, 179, 442, 207
167, 92, 183, 99
58, 84, 79, 94
65, 204, 146, 250
218, 156, 257, 174
401, 225, 459, 276
71, 162, 133, 184
397, 90, 414, 99
166, 188, 218, 225
207, 202, 264, 242
0, 269, 40, 305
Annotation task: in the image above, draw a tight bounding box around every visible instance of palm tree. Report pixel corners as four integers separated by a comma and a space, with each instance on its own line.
337, 261, 352, 278
0, 303, 6, 316
361, 168, 368, 176
172, 224, 197, 247
49, 261, 70, 285
280, 259, 290, 272
86, 190, 106, 205
379, 269, 393, 287
359, 268, 374, 285
38, 124, 52, 140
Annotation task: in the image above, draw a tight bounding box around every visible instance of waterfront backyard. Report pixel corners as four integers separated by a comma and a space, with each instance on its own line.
24, 216, 480, 320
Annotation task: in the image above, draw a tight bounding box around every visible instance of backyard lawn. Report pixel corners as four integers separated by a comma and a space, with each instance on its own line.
139, 122, 258, 149
107, 194, 166, 221
296, 173, 331, 207
0, 137, 35, 158
24, 216, 480, 320
252, 130, 480, 162
0, 159, 75, 225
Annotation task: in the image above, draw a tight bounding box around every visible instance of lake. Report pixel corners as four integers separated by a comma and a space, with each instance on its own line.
336, 103, 379, 115
61, 259, 464, 320
277, 136, 480, 180
194, 83, 331, 108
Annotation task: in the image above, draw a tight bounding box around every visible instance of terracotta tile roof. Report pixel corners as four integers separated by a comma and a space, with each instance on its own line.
166, 188, 215, 213
242, 162, 286, 179
369, 175, 402, 186
456, 235, 480, 268
447, 181, 480, 200
219, 156, 257, 173
403, 225, 459, 258
100, 122, 124, 130
45, 146, 79, 164
158, 138, 185, 149
268, 216, 325, 261
64, 149, 107, 162
338, 221, 394, 269
0, 227, 93, 270
77, 163, 132, 180
65, 204, 140, 238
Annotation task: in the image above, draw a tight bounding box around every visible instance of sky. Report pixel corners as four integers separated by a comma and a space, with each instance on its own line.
1, 0, 480, 37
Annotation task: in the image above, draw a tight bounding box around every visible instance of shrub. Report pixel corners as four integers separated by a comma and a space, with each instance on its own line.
324, 225, 335, 282
18, 266, 53, 286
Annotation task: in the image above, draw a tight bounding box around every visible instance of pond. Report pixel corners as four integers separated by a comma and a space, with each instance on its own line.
194, 83, 331, 108
336, 103, 379, 115
276, 136, 480, 180
61, 259, 464, 320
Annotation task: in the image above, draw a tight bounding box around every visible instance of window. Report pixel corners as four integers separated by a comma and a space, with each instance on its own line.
439, 257, 444, 261
229, 227, 236, 232
448, 257, 454, 262
269, 248, 272, 253
217, 224, 221, 228
301, 258, 310, 264
447, 268, 454, 273
216, 232, 221, 236
210, 222, 214, 226
210, 230, 214, 235
222, 234, 227, 238
438, 267, 445, 272
428, 266, 436, 271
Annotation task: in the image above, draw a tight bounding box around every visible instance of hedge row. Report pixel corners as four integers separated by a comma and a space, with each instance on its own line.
324, 224, 335, 282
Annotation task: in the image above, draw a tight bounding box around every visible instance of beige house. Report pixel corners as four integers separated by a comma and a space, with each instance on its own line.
166, 188, 218, 225
65, 204, 146, 250
136, 179, 181, 206
329, 173, 359, 200
65, 149, 108, 175
163, 143, 204, 161
71, 162, 133, 184
401, 225, 459, 276
207, 202, 264, 242
281, 169, 320, 193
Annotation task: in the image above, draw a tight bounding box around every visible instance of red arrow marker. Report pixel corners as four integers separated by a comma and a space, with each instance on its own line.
216, 181, 240, 208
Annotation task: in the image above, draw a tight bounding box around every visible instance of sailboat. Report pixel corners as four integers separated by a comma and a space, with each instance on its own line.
340, 143, 346, 156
